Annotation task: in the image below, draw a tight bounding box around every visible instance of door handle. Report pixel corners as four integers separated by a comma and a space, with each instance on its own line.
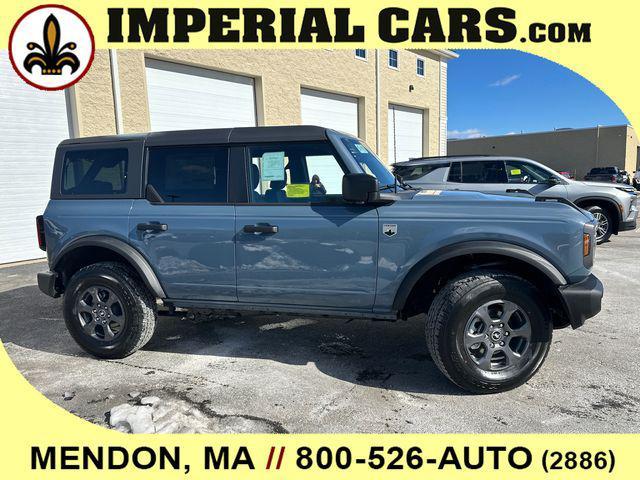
137, 222, 168, 232
243, 224, 278, 234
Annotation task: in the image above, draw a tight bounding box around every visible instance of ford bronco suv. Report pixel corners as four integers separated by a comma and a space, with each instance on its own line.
37, 126, 603, 393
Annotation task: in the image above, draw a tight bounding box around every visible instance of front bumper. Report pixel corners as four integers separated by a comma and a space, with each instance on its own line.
558, 274, 603, 329
619, 195, 638, 231
37, 270, 61, 298
619, 218, 637, 231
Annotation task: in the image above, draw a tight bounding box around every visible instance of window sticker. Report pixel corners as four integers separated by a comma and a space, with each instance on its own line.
510, 168, 522, 175
261, 151, 285, 181
355, 143, 368, 154
416, 189, 443, 196
286, 183, 310, 198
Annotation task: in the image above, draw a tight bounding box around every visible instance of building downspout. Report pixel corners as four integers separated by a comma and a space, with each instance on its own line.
109, 49, 124, 134
375, 49, 381, 156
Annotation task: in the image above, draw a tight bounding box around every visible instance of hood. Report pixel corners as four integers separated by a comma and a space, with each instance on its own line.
573, 180, 636, 194
398, 188, 594, 222
577, 180, 635, 191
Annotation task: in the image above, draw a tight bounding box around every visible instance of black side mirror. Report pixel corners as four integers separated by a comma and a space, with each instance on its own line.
342, 173, 379, 204
545, 176, 561, 186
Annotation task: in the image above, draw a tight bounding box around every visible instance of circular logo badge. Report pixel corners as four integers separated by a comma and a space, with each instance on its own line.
9, 4, 95, 91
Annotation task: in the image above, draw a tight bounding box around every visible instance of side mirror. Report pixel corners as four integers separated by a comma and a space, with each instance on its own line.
342, 173, 379, 204
545, 176, 561, 186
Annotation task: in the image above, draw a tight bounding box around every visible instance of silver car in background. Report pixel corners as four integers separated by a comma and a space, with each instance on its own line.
393, 155, 638, 243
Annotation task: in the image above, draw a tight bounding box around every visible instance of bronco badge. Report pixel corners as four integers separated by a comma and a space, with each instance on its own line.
383, 224, 397, 237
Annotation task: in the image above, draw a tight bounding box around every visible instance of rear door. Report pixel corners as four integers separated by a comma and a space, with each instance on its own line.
128, 144, 237, 301
445, 160, 509, 193
235, 141, 378, 309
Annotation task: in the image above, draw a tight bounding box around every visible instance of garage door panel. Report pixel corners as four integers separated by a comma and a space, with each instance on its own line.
0, 51, 69, 264
146, 59, 256, 132
301, 88, 359, 137
388, 104, 423, 164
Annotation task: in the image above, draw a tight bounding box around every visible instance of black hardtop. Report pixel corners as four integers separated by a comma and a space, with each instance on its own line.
59, 125, 336, 147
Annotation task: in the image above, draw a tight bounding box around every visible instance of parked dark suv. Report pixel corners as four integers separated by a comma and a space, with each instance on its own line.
36, 126, 603, 393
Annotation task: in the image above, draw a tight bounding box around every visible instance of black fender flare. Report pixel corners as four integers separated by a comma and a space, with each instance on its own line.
52, 235, 166, 298
392, 240, 567, 312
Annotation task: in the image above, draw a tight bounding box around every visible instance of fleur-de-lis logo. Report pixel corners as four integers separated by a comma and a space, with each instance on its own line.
23, 14, 80, 75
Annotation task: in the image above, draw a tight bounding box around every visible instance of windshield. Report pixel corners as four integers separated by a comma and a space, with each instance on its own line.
340, 137, 396, 186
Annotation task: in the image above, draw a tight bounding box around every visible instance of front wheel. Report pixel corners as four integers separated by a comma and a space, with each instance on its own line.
586, 205, 613, 244
425, 271, 552, 394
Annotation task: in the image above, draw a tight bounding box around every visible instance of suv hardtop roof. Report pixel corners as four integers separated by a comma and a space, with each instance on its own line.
59, 125, 350, 147
393, 155, 537, 167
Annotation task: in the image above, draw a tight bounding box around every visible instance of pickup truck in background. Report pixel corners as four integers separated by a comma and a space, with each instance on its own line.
584, 167, 628, 183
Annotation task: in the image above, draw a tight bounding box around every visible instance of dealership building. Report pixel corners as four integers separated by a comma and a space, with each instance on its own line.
448, 125, 639, 180
0, 48, 456, 264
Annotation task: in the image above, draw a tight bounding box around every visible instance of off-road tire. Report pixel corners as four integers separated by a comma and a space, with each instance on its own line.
425, 270, 552, 394
586, 205, 613, 244
63, 262, 157, 358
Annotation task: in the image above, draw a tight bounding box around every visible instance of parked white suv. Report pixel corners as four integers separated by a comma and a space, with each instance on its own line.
393, 155, 638, 244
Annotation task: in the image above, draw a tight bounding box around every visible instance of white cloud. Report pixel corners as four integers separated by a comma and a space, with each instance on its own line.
504, 131, 518, 135
489, 74, 521, 87
448, 128, 485, 139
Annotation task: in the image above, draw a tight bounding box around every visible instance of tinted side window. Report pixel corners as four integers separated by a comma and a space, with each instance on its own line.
147, 146, 229, 203
460, 161, 508, 183
248, 142, 346, 204
62, 149, 128, 195
396, 163, 448, 181
448, 162, 462, 182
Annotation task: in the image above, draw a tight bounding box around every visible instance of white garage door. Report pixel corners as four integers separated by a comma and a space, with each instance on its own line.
145, 59, 257, 131
301, 88, 359, 136
388, 104, 424, 163
0, 51, 70, 264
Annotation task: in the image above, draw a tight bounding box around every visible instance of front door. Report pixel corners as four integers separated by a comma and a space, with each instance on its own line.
129, 144, 236, 301
504, 159, 568, 196
235, 141, 378, 309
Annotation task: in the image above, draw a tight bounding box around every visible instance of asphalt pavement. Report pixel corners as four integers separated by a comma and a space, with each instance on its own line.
0, 230, 638, 433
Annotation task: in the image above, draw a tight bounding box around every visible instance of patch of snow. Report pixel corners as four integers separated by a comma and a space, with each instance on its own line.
109, 398, 211, 434
259, 318, 316, 331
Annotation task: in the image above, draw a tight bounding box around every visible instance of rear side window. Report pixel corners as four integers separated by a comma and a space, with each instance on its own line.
396, 163, 448, 181
62, 149, 128, 195
449, 160, 508, 184
147, 146, 229, 203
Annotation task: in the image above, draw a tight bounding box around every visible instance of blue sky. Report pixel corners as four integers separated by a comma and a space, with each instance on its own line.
447, 50, 629, 139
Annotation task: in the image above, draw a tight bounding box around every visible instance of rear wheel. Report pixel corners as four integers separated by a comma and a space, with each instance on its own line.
586, 205, 613, 244
63, 262, 157, 358
425, 271, 552, 393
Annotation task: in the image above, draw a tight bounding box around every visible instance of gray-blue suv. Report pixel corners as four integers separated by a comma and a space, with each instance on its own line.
36, 126, 603, 393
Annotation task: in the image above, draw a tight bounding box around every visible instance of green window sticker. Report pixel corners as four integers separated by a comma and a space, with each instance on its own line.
510, 168, 522, 175
261, 152, 285, 181
286, 183, 310, 198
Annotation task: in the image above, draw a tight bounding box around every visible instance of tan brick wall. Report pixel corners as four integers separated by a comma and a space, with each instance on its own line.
73, 49, 444, 163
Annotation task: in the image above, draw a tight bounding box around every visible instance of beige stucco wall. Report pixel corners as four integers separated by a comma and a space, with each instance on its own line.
380, 49, 443, 161
72, 50, 117, 137
72, 49, 444, 164
448, 125, 638, 179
